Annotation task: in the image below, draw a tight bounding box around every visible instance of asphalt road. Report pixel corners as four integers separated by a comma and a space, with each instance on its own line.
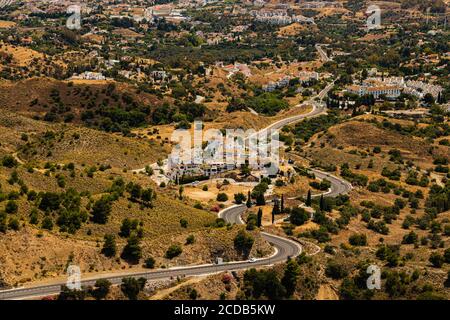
257, 82, 334, 136
309, 169, 353, 198
315, 44, 332, 63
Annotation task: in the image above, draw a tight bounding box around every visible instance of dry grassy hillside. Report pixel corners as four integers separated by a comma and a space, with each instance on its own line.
308, 117, 449, 168
0, 109, 167, 168
293, 116, 449, 259
0, 77, 163, 130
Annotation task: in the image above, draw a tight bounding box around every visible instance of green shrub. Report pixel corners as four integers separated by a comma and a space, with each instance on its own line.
217, 193, 229, 202
349, 233, 367, 246
165, 244, 183, 259
144, 257, 156, 269
325, 261, 348, 279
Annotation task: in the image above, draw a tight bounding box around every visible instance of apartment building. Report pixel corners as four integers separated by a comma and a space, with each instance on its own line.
347, 84, 401, 99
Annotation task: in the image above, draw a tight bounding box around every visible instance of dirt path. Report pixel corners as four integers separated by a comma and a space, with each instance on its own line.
149, 276, 206, 300
430, 172, 445, 187
316, 284, 339, 300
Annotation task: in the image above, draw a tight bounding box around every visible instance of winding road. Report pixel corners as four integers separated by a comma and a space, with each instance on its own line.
310, 169, 353, 198
0, 204, 301, 300
218, 205, 303, 262
0, 229, 300, 300
0, 81, 351, 300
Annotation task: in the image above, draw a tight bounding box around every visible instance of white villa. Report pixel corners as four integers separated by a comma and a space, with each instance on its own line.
70, 71, 107, 81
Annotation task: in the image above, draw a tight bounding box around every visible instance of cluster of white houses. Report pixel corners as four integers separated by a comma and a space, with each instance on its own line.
167, 136, 279, 180
347, 77, 443, 100
216, 62, 252, 78
263, 71, 319, 92
167, 156, 279, 181
347, 84, 402, 99
251, 9, 315, 25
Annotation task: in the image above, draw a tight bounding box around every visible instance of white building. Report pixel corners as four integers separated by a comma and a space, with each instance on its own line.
70, 71, 106, 81
263, 76, 291, 92
347, 77, 442, 100
347, 84, 401, 99
298, 71, 319, 83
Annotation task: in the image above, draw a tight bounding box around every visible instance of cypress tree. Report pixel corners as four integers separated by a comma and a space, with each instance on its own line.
256, 192, 265, 206
272, 200, 280, 224
306, 190, 312, 206
257, 208, 263, 228
246, 191, 252, 208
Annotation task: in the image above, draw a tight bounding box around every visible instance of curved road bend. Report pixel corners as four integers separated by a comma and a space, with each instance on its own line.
218, 204, 302, 261
0, 208, 300, 301
255, 82, 334, 137
309, 169, 353, 198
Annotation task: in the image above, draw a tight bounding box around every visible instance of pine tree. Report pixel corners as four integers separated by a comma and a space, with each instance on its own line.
281, 258, 300, 297
257, 208, 263, 228
121, 234, 142, 264
92, 196, 112, 224
306, 190, 312, 206
141, 188, 153, 207
101, 234, 117, 257
256, 192, 265, 206
92, 279, 111, 300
